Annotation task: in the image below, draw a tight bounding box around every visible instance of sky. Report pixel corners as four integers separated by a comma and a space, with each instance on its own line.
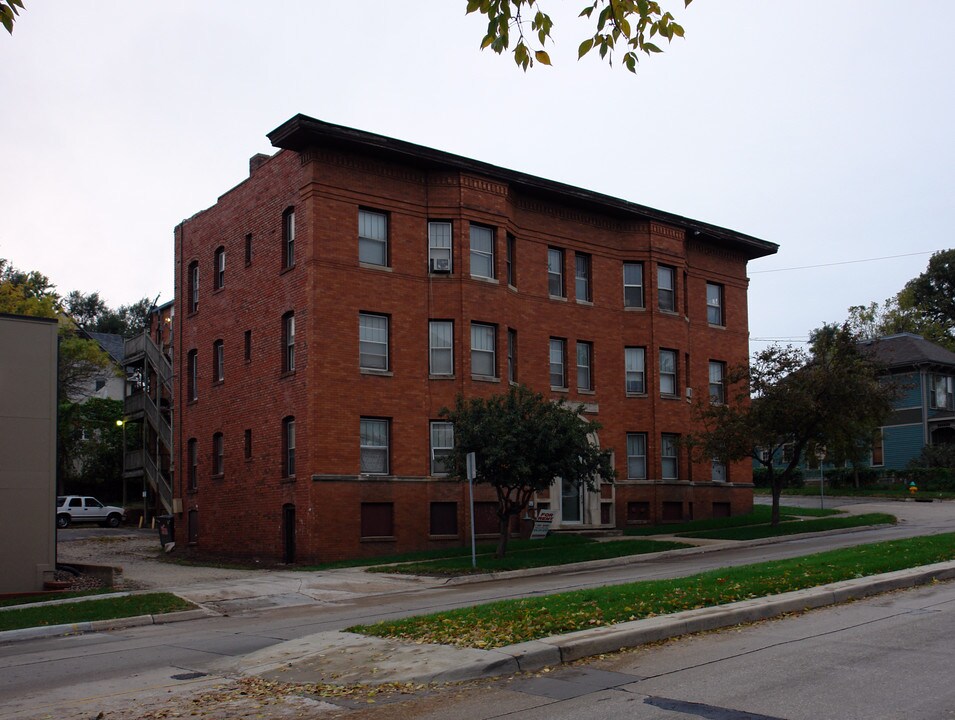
2, 2, 952, 353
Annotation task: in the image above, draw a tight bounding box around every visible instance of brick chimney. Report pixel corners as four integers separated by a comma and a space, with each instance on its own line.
249, 153, 270, 175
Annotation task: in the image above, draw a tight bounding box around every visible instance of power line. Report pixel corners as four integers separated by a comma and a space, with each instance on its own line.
749, 250, 934, 274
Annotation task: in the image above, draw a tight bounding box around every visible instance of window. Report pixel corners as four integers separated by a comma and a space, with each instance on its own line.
626, 433, 647, 479
282, 207, 295, 269
187, 438, 198, 491
625, 347, 646, 394
282, 416, 295, 477
430, 421, 454, 475
245, 233, 252, 266
360, 502, 394, 537
871, 428, 884, 467
623, 262, 644, 308
188, 261, 199, 313
576, 341, 593, 391
282, 312, 295, 373
550, 337, 567, 389
187, 509, 199, 544
430, 502, 458, 536
359, 209, 388, 266
659, 349, 677, 396
213, 246, 225, 290
471, 323, 496, 377
187, 349, 198, 401
212, 432, 224, 476
429, 320, 453, 376
709, 361, 726, 404
661, 433, 679, 479
507, 328, 517, 383
428, 221, 452, 272
707, 282, 724, 325
930, 374, 955, 410
658, 265, 675, 311
359, 313, 389, 371
244, 429, 252, 460
711, 459, 727, 482
244, 330, 252, 362
470, 224, 495, 278
575, 253, 591, 302
360, 418, 389, 474
506, 233, 516, 286
212, 340, 224, 383
548, 247, 564, 297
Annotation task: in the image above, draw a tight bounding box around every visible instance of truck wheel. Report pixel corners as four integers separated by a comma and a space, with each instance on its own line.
56, 514, 70, 529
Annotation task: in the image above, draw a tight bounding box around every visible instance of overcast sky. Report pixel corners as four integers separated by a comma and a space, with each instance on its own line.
2, 2, 951, 352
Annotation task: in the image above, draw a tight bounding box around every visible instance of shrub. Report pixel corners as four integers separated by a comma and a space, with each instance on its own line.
753, 467, 804, 488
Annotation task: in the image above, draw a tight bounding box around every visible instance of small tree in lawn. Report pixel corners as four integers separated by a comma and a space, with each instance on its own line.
691, 323, 894, 526
441, 384, 614, 559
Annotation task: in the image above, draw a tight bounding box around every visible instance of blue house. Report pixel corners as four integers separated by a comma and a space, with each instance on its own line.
861, 333, 955, 470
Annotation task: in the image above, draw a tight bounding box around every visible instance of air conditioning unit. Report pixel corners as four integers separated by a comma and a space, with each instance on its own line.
430, 258, 451, 273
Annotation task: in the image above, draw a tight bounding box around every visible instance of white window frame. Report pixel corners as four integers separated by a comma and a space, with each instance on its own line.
659, 349, 677, 396
658, 265, 675, 312
470, 323, 496, 377
550, 337, 567, 389
214, 247, 225, 290
360, 418, 389, 475
506, 233, 516, 286
625, 347, 645, 394
662, 433, 679, 480
429, 320, 453, 376
283, 313, 295, 373
507, 328, 517, 383
428, 221, 452, 271
711, 458, 727, 482
575, 253, 591, 302
213, 339, 224, 382
212, 432, 224, 476
283, 417, 296, 477
623, 262, 644, 308
707, 282, 724, 325
359, 313, 389, 371
626, 432, 647, 480
576, 341, 593, 391
469, 224, 495, 279
359, 209, 388, 267
548, 247, 564, 297
189, 262, 199, 313
709, 360, 725, 404
430, 421, 454, 475
282, 208, 295, 269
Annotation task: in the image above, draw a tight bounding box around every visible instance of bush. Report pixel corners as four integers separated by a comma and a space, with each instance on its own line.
824, 466, 885, 489
908, 443, 955, 470
889, 466, 955, 491
753, 467, 804, 488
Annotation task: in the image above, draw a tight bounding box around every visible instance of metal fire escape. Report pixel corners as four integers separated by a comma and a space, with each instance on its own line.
122, 332, 174, 514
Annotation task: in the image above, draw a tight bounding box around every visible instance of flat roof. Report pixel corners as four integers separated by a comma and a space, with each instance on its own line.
268, 114, 779, 261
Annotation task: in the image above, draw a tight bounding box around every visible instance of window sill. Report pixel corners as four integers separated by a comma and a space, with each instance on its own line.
281, 476, 296, 484
429, 374, 456, 380
624, 305, 646, 312
577, 389, 596, 395
472, 374, 500, 383
280, 370, 296, 379
708, 323, 726, 330
549, 295, 567, 302
428, 271, 454, 278
508, 284, 518, 292
658, 308, 679, 316
360, 368, 393, 377
187, 398, 198, 406
470, 275, 499, 284
428, 534, 459, 540
212, 287, 224, 295
360, 262, 393, 272
575, 299, 593, 307
212, 380, 224, 387
360, 536, 396, 543
660, 394, 681, 401
280, 264, 295, 275
625, 392, 648, 398
211, 473, 224, 481
550, 386, 569, 393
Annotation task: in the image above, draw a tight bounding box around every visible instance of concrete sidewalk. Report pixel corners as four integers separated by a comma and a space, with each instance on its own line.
239, 560, 955, 687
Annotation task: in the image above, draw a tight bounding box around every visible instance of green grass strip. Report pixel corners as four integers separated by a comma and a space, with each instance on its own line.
369, 538, 690, 575
0, 588, 114, 608
680, 512, 895, 541
0, 593, 194, 633
623, 505, 840, 536
350, 533, 955, 649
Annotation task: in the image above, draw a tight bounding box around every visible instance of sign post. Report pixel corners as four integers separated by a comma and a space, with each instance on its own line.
466, 452, 477, 569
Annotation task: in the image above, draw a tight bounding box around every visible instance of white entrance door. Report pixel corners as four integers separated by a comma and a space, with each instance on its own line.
561, 478, 583, 524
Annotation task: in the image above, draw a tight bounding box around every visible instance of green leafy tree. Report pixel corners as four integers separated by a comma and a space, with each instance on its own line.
468, 0, 690, 72
0, 258, 59, 317
66, 290, 152, 337
441, 384, 615, 558
0, 0, 23, 35
691, 324, 895, 525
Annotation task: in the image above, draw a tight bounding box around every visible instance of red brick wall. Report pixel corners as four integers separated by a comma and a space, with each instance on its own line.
174, 145, 757, 562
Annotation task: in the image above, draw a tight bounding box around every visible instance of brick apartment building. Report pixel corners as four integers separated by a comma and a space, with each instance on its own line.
174, 115, 778, 563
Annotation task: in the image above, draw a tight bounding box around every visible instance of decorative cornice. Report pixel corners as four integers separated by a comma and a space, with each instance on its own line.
300, 148, 425, 185
688, 238, 747, 264
515, 196, 641, 232
460, 174, 508, 196
649, 222, 685, 241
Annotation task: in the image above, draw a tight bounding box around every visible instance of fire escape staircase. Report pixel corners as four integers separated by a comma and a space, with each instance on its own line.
123, 332, 174, 513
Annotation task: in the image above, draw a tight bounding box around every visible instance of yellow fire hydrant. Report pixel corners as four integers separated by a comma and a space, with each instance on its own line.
909, 481, 918, 495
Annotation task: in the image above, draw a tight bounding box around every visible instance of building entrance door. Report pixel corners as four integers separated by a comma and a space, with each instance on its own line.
561, 478, 582, 524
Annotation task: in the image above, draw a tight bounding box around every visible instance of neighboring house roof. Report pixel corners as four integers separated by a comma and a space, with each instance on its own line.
861, 333, 955, 371
267, 114, 779, 261
87, 332, 125, 365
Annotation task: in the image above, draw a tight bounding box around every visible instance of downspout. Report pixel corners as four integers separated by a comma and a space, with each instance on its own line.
920, 364, 930, 446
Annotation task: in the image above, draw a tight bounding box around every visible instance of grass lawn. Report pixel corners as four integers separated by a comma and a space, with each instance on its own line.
755, 487, 955, 500
368, 537, 692, 575
351, 533, 955, 649
0, 593, 195, 633
680, 512, 896, 541
0, 588, 114, 609
623, 504, 840, 537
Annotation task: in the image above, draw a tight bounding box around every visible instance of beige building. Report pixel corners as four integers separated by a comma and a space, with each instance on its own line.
0, 313, 58, 593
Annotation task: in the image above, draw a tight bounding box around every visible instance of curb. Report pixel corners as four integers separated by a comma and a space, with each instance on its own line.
0, 605, 218, 645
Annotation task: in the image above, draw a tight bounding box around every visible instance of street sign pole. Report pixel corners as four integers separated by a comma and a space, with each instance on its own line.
466, 452, 477, 569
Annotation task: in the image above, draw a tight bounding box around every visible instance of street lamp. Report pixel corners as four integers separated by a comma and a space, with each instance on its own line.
815, 445, 827, 510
